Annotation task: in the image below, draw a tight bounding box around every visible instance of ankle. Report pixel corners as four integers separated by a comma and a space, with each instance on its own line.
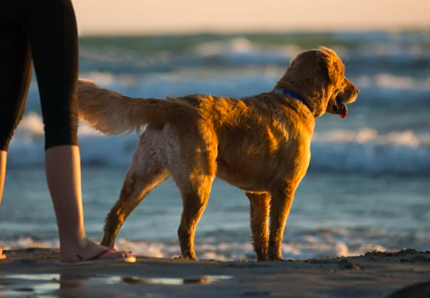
59, 234, 87, 252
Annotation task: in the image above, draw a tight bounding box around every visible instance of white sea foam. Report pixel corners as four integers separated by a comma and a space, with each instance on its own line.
0, 236, 389, 261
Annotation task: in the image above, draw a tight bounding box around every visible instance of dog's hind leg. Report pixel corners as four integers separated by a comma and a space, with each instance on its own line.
170, 143, 217, 260
246, 192, 270, 261
173, 174, 214, 260
101, 147, 169, 248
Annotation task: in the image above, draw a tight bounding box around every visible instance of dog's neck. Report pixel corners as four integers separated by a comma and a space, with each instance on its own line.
272, 88, 313, 115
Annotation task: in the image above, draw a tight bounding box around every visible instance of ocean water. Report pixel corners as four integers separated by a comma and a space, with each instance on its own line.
1, 31, 430, 260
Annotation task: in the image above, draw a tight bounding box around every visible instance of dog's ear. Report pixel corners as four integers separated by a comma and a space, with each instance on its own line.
287, 47, 345, 88
316, 47, 345, 87
283, 49, 335, 87
288, 50, 321, 85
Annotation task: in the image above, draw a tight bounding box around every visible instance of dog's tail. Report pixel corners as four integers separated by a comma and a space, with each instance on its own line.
78, 79, 195, 135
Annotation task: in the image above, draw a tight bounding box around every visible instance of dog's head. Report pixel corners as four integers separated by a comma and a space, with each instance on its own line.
275, 47, 358, 118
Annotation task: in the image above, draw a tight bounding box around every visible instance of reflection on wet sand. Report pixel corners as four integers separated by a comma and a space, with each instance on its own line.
0, 273, 232, 297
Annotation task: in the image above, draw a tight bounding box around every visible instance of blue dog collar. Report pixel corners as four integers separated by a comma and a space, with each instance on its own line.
273, 88, 312, 113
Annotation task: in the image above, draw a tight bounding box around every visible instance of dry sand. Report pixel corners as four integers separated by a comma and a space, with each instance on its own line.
1, 248, 430, 298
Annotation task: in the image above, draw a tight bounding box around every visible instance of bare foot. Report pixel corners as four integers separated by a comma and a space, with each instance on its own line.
0, 246, 6, 260
59, 237, 135, 263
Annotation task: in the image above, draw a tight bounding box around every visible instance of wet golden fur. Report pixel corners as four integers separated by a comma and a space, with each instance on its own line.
78, 47, 358, 261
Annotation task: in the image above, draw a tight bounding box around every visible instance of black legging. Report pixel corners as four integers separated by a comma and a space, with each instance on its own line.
0, 0, 78, 151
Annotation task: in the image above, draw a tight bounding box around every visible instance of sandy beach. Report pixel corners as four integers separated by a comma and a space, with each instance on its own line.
1, 248, 429, 297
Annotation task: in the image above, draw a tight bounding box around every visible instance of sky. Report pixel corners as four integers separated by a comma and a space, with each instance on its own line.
73, 0, 430, 35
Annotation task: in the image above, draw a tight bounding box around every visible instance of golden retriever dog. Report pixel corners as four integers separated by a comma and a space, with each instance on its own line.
78, 46, 358, 261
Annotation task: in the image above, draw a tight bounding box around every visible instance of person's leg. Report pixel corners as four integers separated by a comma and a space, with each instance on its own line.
24, 0, 133, 263
45, 146, 134, 262
0, 11, 33, 260
0, 151, 7, 259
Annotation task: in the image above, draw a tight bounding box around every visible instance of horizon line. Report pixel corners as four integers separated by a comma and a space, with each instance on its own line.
78, 25, 430, 37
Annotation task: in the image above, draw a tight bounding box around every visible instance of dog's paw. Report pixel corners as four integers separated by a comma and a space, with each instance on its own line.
268, 254, 284, 262
274, 258, 295, 262
173, 255, 198, 261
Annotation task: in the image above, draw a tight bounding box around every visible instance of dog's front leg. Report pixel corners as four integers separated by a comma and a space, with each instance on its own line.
268, 187, 296, 261
246, 192, 270, 261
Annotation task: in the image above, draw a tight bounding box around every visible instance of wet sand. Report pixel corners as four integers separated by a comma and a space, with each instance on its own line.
1, 248, 430, 298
